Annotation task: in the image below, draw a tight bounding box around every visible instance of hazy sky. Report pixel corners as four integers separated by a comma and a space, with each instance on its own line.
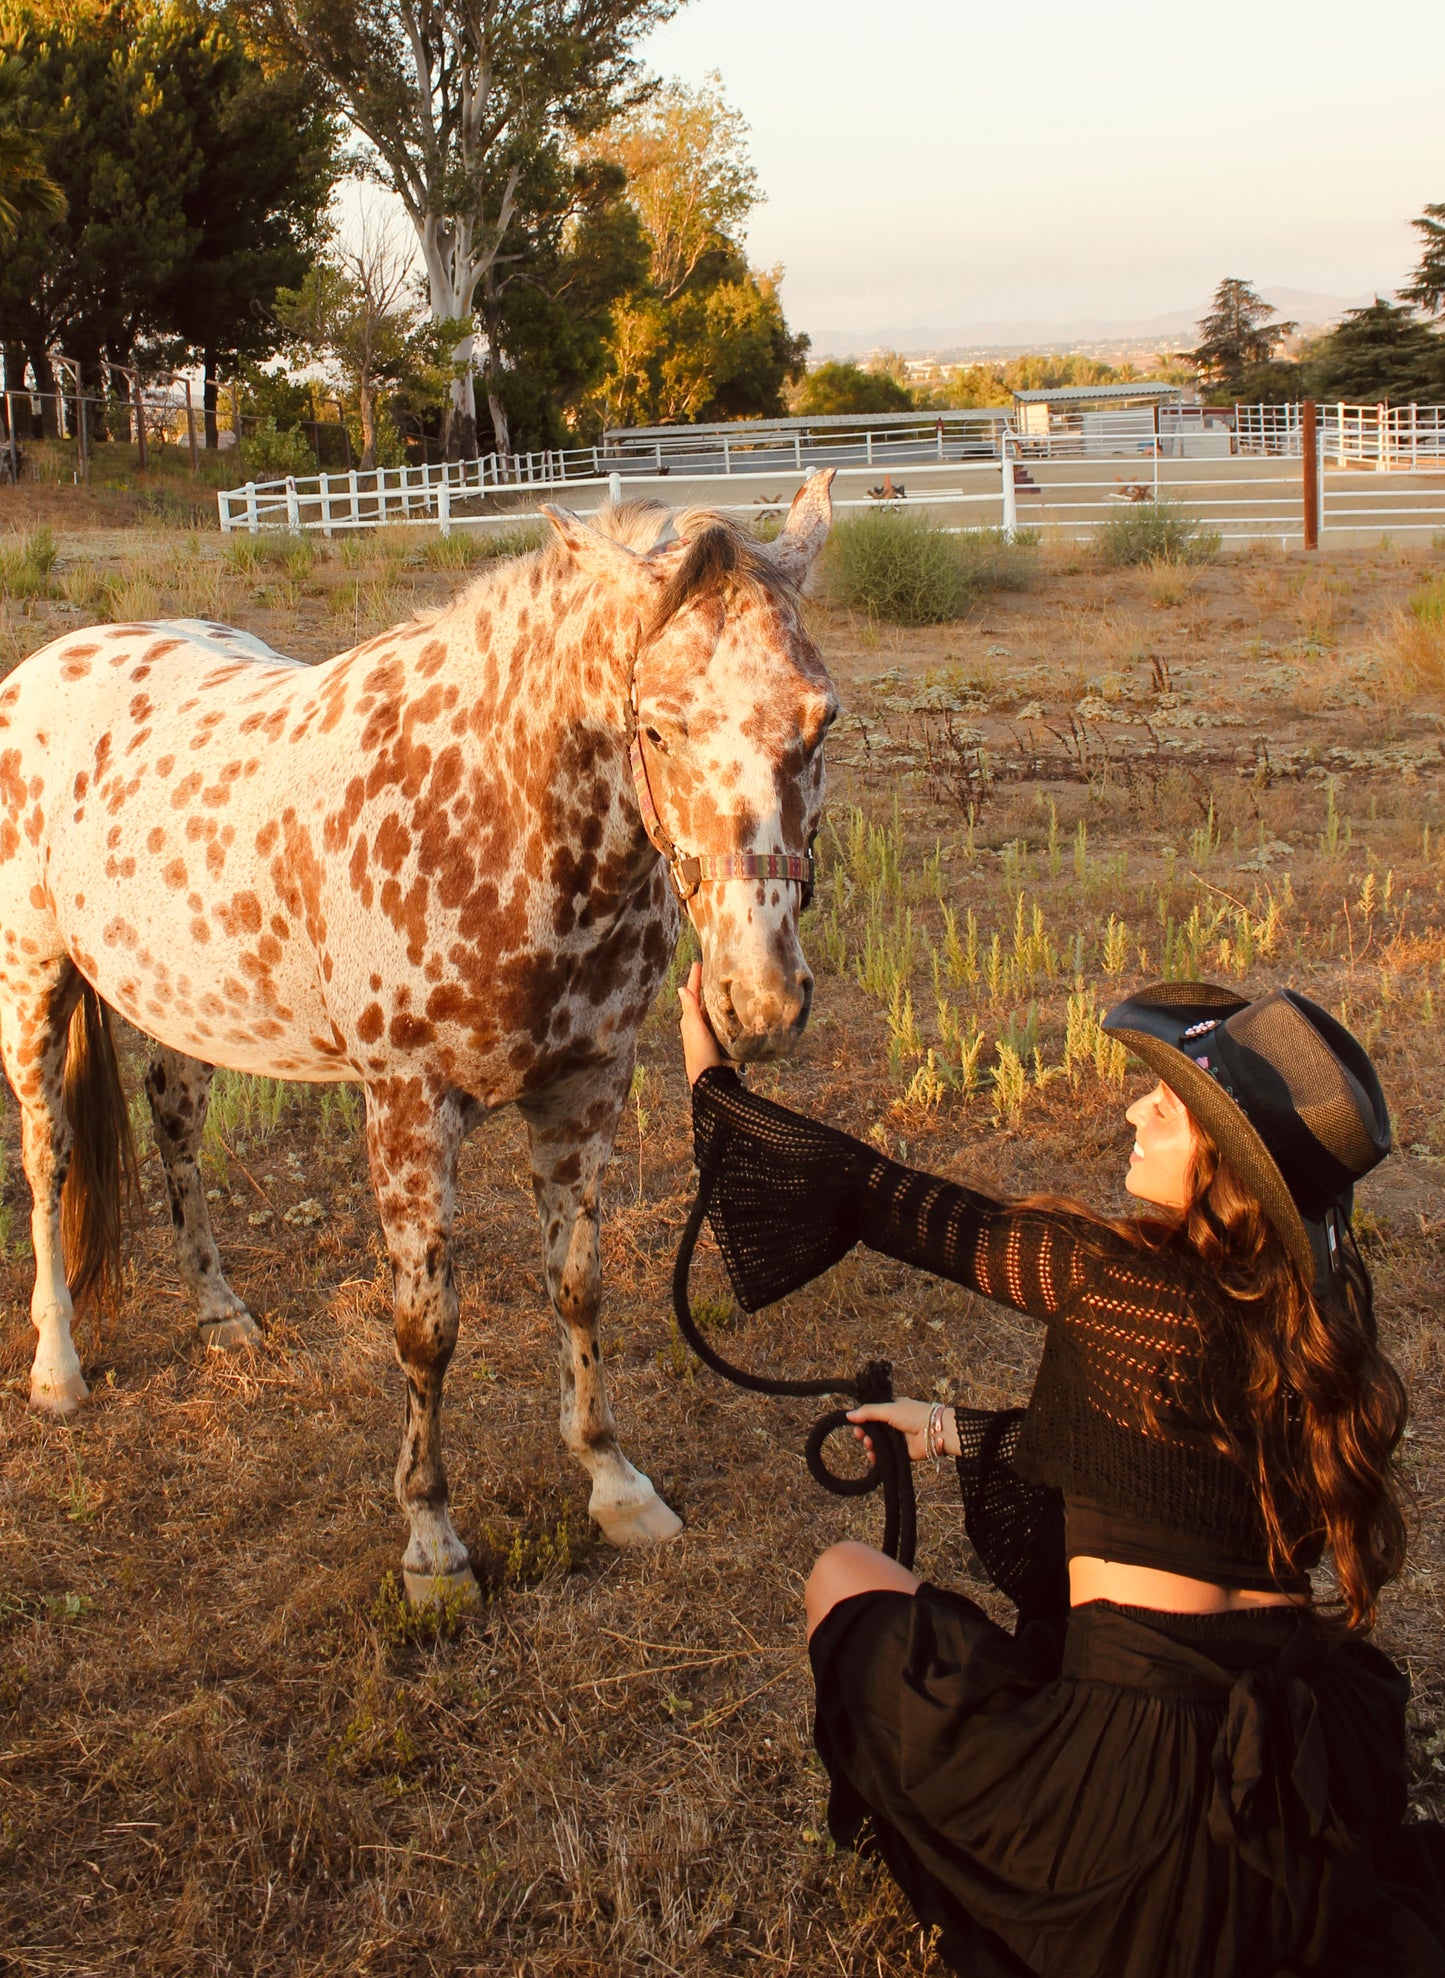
637, 0, 1445, 339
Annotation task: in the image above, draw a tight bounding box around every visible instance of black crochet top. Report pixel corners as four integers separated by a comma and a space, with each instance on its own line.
692, 1066, 1322, 1591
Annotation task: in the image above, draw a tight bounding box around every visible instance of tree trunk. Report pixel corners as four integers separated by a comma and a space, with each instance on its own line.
358, 379, 377, 472
442, 337, 477, 462
481, 273, 509, 458
486, 388, 510, 459
203, 348, 219, 450
30, 346, 59, 441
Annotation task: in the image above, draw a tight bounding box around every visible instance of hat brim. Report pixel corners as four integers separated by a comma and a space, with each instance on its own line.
1111, 1026, 1316, 1278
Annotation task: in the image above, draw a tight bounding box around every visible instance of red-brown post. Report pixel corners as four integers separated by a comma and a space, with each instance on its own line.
1302, 398, 1319, 551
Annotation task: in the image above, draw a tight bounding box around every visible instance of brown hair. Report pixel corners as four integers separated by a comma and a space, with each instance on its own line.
1155, 1127, 1407, 1631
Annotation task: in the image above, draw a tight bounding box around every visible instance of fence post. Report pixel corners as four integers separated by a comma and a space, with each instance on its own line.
184, 377, 199, 473
1302, 399, 1319, 551
218, 490, 232, 533
1000, 431, 1018, 541
438, 474, 451, 538
285, 476, 300, 530
608, 472, 622, 507
3, 394, 16, 482
320, 472, 333, 539
245, 481, 258, 534
132, 374, 148, 472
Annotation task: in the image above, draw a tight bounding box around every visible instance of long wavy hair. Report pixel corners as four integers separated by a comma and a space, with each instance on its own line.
1137, 1123, 1408, 1632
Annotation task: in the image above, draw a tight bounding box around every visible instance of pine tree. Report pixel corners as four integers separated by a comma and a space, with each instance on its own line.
1400, 203, 1445, 319
1184, 280, 1295, 394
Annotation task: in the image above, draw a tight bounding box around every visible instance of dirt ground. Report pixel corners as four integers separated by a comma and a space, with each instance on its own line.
3, 502, 1445, 1974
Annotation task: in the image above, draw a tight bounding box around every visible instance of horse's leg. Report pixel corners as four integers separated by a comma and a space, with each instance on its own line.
365, 1077, 479, 1607
144, 1048, 260, 1352
519, 1066, 684, 1547
0, 959, 87, 1413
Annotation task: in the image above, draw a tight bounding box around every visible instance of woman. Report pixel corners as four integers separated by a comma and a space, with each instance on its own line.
677, 965, 1445, 1978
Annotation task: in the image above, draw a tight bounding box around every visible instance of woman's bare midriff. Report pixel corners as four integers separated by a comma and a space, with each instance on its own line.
1068, 1556, 1308, 1613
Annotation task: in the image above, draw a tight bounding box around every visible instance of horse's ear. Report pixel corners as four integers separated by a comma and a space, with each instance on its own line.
765, 469, 836, 582
539, 504, 665, 587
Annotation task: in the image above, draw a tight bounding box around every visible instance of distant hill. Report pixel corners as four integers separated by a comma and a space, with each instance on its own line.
808, 289, 1376, 360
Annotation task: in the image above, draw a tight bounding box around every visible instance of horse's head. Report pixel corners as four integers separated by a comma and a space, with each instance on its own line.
542, 471, 840, 1063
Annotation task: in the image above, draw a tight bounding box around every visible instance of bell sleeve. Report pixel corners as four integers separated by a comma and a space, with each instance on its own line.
690, 1066, 870, 1311
690, 1067, 1088, 1324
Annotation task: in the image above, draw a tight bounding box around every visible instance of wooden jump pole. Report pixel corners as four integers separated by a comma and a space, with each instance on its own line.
1302, 398, 1320, 551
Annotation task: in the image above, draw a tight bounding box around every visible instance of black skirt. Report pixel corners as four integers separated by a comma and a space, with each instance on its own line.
811, 1586, 1445, 1978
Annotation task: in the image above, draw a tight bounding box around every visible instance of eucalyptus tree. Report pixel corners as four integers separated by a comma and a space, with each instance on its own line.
253, 0, 681, 457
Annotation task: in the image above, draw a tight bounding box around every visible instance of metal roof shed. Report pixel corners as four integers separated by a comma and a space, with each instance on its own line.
1011, 383, 1196, 456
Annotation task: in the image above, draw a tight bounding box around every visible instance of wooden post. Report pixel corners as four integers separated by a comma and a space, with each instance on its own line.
184, 377, 199, 472
72, 361, 88, 481
132, 373, 148, 472
1302, 399, 1319, 551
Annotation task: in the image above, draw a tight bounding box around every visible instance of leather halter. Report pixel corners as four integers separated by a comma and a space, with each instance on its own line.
626, 672, 816, 907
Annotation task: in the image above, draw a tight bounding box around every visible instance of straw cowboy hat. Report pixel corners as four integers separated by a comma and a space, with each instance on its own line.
1102, 982, 1391, 1294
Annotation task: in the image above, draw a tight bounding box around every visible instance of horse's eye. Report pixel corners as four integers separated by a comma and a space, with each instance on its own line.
644, 726, 669, 754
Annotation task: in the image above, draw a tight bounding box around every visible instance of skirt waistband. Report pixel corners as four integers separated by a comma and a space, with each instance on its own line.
1063, 1599, 1319, 1694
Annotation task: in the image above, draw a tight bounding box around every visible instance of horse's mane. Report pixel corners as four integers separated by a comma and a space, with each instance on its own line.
418, 499, 799, 640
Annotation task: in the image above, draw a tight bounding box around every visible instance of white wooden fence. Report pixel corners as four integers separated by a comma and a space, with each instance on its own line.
216, 403, 1445, 548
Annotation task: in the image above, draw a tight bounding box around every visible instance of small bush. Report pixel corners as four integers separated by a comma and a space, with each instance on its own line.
953, 525, 1039, 593
1095, 499, 1220, 568
485, 521, 548, 561
240, 418, 316, 482
226, 531, 316, 579
1411, 575, 1445, 627
0, 525, 59, 600
822, 510, 1038, 626
421, 530, 493, 570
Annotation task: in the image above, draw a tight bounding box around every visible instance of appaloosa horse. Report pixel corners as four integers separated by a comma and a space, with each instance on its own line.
0, 472, 838, 1602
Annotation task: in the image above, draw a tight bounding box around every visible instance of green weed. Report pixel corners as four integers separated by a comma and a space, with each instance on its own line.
0, 526, 59, 601
1095, 500, 1220, 569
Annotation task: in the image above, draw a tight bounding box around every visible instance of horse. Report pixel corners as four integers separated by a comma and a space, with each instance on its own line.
0, 471, 839, 1604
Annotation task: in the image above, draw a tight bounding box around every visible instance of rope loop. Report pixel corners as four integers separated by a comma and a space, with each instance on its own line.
672, 1165, 917, 1570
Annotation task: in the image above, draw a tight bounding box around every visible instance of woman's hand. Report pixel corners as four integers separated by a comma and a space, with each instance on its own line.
678, 959, 727, 1086
847, 1398, 958, 1466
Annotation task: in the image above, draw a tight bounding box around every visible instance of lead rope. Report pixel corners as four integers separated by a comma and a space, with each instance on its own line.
671, 1163, 917, 1569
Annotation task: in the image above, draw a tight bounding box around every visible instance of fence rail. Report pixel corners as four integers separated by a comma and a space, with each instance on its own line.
216, 404, 1445, 550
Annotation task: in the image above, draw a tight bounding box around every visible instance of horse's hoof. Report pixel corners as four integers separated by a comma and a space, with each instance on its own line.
29, 1370, 88, 1416
199, 1314, 262, 1353
403, 1565, 483, 1613
593, 1491, 685, 1547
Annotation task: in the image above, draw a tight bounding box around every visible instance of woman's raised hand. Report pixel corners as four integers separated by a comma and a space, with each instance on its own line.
847, 1398, 956, 1465
677, 959, 727, 1086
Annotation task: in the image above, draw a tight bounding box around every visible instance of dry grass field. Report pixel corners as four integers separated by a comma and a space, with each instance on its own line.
3, 501, 1445, 1975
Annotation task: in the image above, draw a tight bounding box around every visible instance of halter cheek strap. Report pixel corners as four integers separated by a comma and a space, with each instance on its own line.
626, 679, 816, 907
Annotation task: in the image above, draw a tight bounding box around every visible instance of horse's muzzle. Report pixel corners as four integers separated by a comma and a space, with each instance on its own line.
715, 971, 813, 1064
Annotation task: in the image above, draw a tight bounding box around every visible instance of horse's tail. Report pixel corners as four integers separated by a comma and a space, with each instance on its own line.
60, 985, 140, 1313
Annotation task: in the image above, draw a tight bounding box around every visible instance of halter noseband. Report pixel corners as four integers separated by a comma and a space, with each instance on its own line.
626, 672, 816, 907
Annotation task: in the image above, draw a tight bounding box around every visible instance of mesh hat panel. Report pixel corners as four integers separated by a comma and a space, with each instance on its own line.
1223, 996, 1378, 1176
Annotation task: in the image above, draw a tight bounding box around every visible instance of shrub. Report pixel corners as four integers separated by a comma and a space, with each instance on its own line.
240, 418, 316, 482
421, 530, 493, 570
1411, 575, 1445, 627
822, 509, 1038, 625
225, 531, 316, 578
0, 526, 59, 601
1095, 499, 1220, 568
